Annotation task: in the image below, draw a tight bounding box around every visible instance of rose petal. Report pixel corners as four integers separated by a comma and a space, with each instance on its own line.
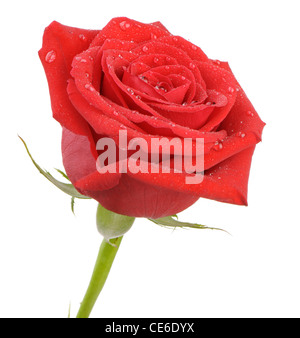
82, 173, 199, 218
62, 128, 121, 193
90, 17, 171, 48
67, 80, 222, 157
197, 62, 238, 132
157, 35, 209, 63
124, 147, 254, 206
39, 21, 99, 135
149, 102, 214, 129
132, 41, 203, 84
214, 61, 265, 140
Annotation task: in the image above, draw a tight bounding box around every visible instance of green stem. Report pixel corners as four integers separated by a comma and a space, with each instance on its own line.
76, 236, 123, 318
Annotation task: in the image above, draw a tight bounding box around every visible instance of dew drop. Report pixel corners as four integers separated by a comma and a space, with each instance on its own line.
119, 21, 131, 31
165, 65, 170, 70
153, 57, 159, 63
247, 110, 254, 117
228, 87, 235, 93
172, 37, 178, 42
191, 45, 197, 51
214, 141, 223, 151
45, 50, 56, 63
237, 132, 246, 138
79, 34, 87, 41
140, 75, 148, 83
127, 88, 134, 95
166, 56, 171, 62
189, 62, 196, 69
85, 83, 95, 92
142, 45, 149, 53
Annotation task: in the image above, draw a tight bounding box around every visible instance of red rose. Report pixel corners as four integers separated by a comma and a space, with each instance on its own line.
39, 17, 265, 218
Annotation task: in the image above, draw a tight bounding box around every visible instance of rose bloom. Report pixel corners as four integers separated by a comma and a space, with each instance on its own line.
39, 17, 265, 218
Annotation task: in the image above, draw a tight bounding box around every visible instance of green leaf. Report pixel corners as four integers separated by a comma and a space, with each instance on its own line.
149, 216, 228, 233
19, 136, 90, 200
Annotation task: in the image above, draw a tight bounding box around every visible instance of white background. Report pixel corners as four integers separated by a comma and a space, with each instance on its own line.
1, 0, 299, 318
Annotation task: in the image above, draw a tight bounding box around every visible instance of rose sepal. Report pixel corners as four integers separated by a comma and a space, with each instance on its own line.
149, 215, 228, 233
96, 204, 135, 243
19, 136, 90, 201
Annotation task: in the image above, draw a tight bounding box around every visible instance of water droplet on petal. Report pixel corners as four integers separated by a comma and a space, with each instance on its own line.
237, 132, 246, 138
142, 45, 149, 53
165, 65, 170, 70
228, 87, 235, 93
79, 34, 87, 41
191, 45, 197, 51
127, 88, 134, 95
119, 21, 131, 31
166, 56, 171, 62
85, 83, 95, 92
140, 75, 148, 83
172, 37, 178, 42
214, 141, 223, 151
153, 57, 159, 64
45, 50, 56, 63
189, 63, 196, 69
247, 110, 254, 117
